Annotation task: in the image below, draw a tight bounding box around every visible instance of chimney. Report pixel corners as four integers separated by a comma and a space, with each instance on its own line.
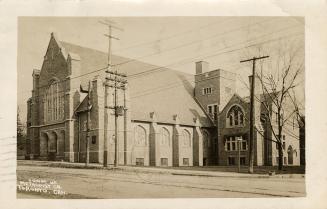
195, 61, 209, 74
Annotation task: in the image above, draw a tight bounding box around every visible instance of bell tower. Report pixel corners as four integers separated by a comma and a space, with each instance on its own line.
194, 61, 236, 123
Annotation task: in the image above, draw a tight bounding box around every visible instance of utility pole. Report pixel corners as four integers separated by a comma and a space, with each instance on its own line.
240, 55, 269, 174
105, 70, 127, 167
80, 81, 92, 167
99, 19, 123, 167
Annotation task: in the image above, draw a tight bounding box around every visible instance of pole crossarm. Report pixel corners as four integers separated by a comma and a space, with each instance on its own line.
98, 20, 124, 31
105, 69, 127, 77
104, 34, 120, 41
240, 55, 269, 63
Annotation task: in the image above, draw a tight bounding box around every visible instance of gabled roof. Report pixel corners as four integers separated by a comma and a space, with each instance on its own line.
74, 95, 88, 113
58, 40, 212, 127
220, 93, 248, 114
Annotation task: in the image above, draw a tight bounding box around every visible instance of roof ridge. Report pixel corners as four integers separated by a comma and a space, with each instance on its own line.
59, 40, 194, 77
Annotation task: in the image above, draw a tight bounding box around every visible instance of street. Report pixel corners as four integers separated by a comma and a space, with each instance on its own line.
16, 165, 305, 198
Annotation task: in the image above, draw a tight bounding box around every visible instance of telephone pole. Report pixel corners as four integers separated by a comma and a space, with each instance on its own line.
240, 55, 269, 174
100, 20, 123, 167
105, 70, 127, 167
80, 81, 92, 167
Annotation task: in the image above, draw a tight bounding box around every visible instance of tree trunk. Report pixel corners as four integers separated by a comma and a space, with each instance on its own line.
278, 142, 283, 171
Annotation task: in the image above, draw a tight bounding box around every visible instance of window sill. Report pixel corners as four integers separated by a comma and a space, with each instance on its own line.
225, 125, 245, 129
225, 150, 248, 152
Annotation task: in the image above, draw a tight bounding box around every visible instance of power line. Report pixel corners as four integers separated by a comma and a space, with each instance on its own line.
112, 18, 276, 67
17, 22, 302, 97
126, 31, 303, 79
18, 32, 304, 120
18, 31, 303, 112
111, 17, 234, 54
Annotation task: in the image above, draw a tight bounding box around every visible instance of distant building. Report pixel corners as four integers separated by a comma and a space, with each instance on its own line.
25, 33, 301, 166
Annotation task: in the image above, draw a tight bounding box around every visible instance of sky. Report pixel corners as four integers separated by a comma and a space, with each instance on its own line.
17, 16, 304, 123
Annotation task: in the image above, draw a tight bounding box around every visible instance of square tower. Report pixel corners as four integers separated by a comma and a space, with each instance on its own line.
194, 61, 236, 123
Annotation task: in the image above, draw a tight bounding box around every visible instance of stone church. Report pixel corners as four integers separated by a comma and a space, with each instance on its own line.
25, 33, 300, 166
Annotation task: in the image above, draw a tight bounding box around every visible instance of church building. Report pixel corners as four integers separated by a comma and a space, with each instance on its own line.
25, 33, 300, 167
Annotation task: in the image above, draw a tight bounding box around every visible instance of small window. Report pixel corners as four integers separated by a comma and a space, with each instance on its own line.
92, 136, 97, 144
136, 158, 144, 166
203, 87, 212, 95
242, 141, 247, 150
161, 158, 168, 166
240, 157, 246, 165
225, 136, 247, 151
208, 104, 218, 120
208, 106, 212, 114
228, 157, 235, 165
183, 158, 189, 166
282, 142, 286, 150
227, 143, 231, 151
232, 142, 236, 150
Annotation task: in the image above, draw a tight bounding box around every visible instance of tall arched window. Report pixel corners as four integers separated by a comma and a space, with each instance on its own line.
44, 79, 64, 122
288, 145, 294, 165
181, 129, 191, 147
134, 125, 146, 146
227, 105, 244, 127
160, 127, 170, 146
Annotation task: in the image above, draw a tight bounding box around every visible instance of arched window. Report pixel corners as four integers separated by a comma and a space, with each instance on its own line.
227, 105, 245, 127
44, 79, 64, 122
181, 129, 191, 147
288, 145, 294, 165
134, 125, 146, 146
160, 127, 170, 146
49, 131, 58, 153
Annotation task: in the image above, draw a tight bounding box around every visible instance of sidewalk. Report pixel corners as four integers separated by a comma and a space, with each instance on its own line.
17, 160, 305, 179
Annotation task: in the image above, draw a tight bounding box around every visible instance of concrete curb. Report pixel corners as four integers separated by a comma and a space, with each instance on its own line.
17, 160, 305, 179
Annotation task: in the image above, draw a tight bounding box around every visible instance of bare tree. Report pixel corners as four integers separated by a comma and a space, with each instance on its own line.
17, 107, 26, 156
255, 41, 304, 170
